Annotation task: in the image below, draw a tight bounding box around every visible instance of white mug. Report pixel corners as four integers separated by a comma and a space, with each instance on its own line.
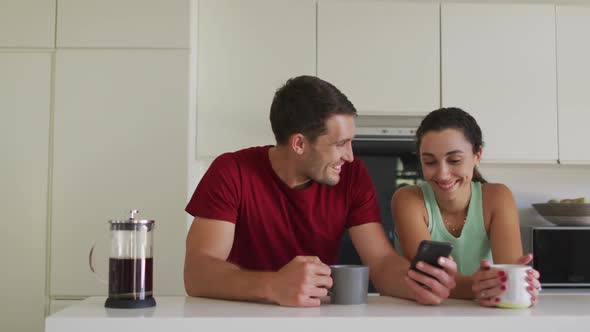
490, 264, 532, 309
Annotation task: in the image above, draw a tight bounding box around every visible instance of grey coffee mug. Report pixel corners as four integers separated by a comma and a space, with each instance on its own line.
329, 265, 369, 305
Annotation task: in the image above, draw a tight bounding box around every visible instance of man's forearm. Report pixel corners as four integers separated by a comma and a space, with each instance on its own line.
370, 252, 414, 300
184, 255, 275, 303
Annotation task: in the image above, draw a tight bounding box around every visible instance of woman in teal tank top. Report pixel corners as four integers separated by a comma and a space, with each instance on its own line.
392, 108, 541, 307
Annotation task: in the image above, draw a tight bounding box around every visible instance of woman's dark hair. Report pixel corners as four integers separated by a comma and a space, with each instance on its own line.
270, 75, 357, 145
416, 107, 487, 183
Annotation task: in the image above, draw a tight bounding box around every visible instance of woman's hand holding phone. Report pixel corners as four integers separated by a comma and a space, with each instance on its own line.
410, 240, 454, 271
405, 240, 457, 305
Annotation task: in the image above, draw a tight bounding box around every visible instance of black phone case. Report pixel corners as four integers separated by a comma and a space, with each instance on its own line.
410, 240, 454, 270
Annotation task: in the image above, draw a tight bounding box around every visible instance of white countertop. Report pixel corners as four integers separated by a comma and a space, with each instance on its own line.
46, 293, 590, 332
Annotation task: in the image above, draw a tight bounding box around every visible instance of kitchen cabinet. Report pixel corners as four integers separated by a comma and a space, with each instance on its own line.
50, 50, 189, 297
442, 3, 557, 163
318, 1, 440, 115
556, 5, 590, 164
0, 52, 52, 332
56, 0, 189, 48
197, 0, 316, 158
0, 0, 55, 47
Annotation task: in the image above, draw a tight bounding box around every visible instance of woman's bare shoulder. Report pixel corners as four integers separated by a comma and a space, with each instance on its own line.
392, 185, 428, 228
481, 183, 515, 207
482, 182, 512, 195
392, 185, 423, 202
392, 185, 427, 213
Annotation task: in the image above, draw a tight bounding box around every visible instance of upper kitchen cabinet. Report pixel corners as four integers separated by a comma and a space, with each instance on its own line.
0, 0, 55, 47
556, 6, 590, 164
442, 3, 557, 163
197, 0, 315, 158
57, 0, 189, 48
318, 1, 440, 116
51, 50, 189, 296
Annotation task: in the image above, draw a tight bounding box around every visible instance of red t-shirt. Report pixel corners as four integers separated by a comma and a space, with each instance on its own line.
185, 146, 381, 271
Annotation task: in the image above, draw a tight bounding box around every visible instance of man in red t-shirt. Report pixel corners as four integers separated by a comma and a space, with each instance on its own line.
184, 76, 457, 307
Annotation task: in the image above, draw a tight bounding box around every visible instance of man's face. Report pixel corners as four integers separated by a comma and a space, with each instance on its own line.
302, 114, 356, 186
419, 128, 482, 200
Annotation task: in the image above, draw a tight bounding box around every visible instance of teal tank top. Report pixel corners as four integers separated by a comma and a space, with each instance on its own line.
395, 181, 492, 276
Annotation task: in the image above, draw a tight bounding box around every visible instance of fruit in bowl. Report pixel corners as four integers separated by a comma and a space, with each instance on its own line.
547, 197, 588, 204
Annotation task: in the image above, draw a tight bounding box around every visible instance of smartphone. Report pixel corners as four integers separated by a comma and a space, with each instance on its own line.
410, 240, 454, 271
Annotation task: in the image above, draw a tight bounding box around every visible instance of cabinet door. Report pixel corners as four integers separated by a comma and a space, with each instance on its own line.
51, 50, 189, 296
0, 52, 51, 332
0, 0, 55, 47
197, 0, 315, 158
557, 6, 590, 164
57, 0, 189, 48
318, 1, 440, 115
442, 4, 557, 163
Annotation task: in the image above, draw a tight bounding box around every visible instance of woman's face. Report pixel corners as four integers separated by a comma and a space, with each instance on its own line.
419, 128, 482, 200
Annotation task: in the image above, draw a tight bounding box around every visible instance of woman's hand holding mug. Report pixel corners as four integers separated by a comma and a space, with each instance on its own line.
516, 253, 542, 305
473, 254, 541, 308
472, 259, 507, 307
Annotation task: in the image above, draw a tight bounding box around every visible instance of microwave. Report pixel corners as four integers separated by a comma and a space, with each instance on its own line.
532, 226, 590, 287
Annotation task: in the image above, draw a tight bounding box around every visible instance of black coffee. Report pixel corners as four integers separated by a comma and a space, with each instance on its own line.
108, 257, 153, 299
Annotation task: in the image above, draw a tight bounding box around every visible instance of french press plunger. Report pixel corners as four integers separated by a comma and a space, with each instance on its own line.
105, 209, 156, 308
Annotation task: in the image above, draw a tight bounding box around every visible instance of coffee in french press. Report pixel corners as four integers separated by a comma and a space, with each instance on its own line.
105, 210, 156, 308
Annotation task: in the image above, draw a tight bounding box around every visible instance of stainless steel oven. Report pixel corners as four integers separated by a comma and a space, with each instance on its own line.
532, 226, 590, 287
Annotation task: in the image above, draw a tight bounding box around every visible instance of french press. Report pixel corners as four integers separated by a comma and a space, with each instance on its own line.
105, 209, 156, 308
